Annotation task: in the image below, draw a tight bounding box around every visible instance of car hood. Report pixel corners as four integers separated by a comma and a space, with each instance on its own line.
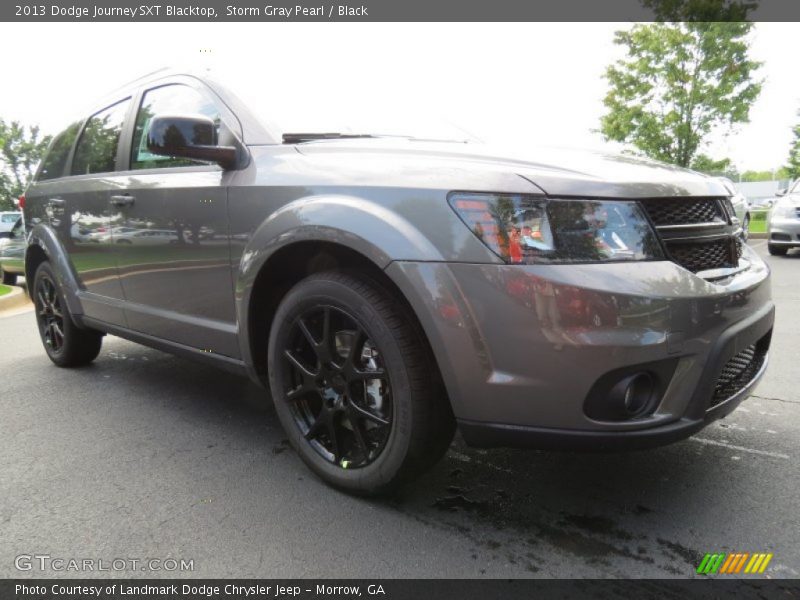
293, 138, 727, 199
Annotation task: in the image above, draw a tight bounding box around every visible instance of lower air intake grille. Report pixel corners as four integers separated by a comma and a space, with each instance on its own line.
709, 336, 769, 409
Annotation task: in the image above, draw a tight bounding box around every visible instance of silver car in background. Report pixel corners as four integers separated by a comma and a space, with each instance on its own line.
716, 177, 751, 240
768, 179, 800, 255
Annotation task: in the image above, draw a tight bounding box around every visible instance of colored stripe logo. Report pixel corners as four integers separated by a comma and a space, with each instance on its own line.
697, 552, 773, 574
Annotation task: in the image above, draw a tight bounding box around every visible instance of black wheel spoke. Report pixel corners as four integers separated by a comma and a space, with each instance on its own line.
348, 409, 371, 459
321, 307, 331, 353
297, 318, 317, 348
284, 349, 317, 380
346, 328, 366, 367
304, 411, 327, 441
326, 418, 341, 462
286, 380, 317, 401
349, 401, 390, 427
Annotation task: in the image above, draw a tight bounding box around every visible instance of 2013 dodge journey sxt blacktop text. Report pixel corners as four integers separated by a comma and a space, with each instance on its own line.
21, 71, 773, 493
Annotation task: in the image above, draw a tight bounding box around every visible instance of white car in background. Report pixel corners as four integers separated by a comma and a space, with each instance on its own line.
0, 211, 22, 234
110, 229, 180, 245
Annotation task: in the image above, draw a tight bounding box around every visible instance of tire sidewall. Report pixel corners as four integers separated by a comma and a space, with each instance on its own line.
268, 275, 414, 492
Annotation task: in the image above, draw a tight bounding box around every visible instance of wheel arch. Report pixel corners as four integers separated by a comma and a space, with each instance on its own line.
25, 224, 83, 316
240, 239, 449, 404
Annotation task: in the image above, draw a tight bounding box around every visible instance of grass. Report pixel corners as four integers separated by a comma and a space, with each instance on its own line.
749, 209, 768, 234
0, 284, 11, 297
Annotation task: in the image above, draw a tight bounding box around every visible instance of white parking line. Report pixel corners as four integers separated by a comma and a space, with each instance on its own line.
690, 436, 789, 460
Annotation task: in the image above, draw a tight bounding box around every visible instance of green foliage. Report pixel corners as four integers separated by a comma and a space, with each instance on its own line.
601, 22, 762, 167
690, 154, 737, 177
786, 111, 800, 180
642, 0, 758, 21
0, 119, 51, 210
740, 168, 790, 182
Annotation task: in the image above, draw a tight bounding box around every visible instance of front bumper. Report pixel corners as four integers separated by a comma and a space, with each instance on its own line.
386, 244, 773, 451
768, 216, 800, 246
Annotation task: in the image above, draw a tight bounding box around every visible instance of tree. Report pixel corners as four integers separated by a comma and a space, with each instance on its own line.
690, 154, 738, 178
0, 119, 51, 210
786, 112, 800, 180
642, 0, 758, 21
600, 22, 762, 168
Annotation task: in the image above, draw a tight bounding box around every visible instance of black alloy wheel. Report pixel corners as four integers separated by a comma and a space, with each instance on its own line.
33, 262, 103, 367
268, 271, 455, 494
282, 305, 392, 469
35, 272, 66, 354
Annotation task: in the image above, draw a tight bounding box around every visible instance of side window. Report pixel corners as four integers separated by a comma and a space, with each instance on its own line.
38, 122, 80, 181
71, 99, 131, 176
131, 85, 221, 170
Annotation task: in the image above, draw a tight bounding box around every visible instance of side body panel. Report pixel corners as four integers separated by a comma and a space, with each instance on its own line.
111, 168, 238, 357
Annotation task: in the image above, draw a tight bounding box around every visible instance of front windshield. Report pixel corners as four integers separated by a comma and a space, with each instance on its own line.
205, 68, 476, 143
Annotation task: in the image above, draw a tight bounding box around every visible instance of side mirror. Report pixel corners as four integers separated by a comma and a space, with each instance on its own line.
147, 114, 238, 170
775, 188, 787, 197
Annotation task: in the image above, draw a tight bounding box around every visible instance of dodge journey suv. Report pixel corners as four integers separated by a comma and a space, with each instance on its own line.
21, 71, 773, 493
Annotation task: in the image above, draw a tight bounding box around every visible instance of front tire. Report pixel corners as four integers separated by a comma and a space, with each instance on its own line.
268, 271, 454, 495
33, 262, 103, 367
768, 244, 788, 256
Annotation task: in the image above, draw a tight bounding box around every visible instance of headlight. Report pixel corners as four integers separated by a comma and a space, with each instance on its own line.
448, 192, 663, 264
772, 204, 798, 219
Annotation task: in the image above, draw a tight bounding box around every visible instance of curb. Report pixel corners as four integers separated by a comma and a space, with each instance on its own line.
749, 232, 767, 239
0, 285, 31, 313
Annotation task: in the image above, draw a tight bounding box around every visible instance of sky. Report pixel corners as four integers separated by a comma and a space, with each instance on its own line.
0, 22, 797, 172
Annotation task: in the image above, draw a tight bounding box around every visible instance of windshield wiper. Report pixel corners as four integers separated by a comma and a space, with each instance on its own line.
282, 132, 377, 144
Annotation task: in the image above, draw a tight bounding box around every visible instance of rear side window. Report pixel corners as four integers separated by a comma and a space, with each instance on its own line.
71, 99, 131, 175
2, 214, 20, 223
38, 122, 80, 181
130, 84, 221, 170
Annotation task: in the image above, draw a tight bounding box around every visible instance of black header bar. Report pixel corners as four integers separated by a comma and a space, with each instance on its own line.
3, 0, 800, 22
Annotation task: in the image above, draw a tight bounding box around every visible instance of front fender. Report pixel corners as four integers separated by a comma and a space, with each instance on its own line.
234, 194, 444, 370
26, 223, 83, 316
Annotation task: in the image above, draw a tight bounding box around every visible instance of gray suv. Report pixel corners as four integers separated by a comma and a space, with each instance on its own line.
22, 72, 773, 494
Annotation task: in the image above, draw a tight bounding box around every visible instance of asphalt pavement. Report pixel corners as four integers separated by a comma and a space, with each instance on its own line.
1, 241, 798, 578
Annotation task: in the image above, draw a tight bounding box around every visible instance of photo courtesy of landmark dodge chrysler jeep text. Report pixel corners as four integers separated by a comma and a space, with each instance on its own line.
20, 71, 773, 494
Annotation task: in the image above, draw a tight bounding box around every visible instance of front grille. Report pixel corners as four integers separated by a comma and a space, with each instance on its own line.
640, 198, 725, 226
710, 339, 768, 408
640, 197, 741, 274
667, 239, 735, 273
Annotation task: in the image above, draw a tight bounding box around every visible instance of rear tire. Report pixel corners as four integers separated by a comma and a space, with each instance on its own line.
768, 244, 788, 256
267, 270, 455, 495
741, 214, 750, 241
33, 262, 103, 367
1, 267, 17, 285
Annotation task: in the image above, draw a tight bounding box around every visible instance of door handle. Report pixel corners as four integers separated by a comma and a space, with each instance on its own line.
109, 195, 135, 207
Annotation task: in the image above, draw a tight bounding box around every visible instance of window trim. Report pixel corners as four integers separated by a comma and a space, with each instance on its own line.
69, 96, 133, 177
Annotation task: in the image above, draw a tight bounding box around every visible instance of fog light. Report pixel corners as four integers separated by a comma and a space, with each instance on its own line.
610, 372, 655, 418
